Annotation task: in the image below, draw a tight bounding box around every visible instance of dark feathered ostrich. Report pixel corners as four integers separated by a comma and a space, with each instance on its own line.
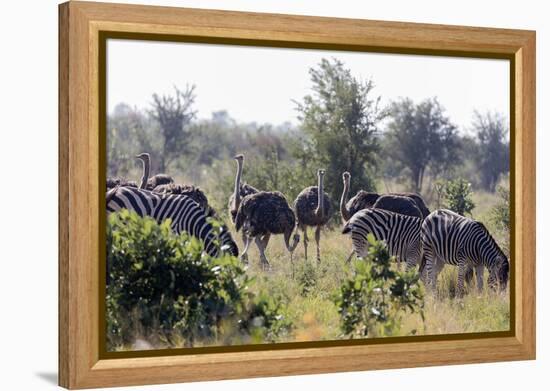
373, 195, 422, 218
136, 152, 209, 210
235, 191, 300, 271
153, 183, 210, 211
294, 169, 333, 263
106, 177, 137, 190
389, 192, 430, 219
228, 154, 259, 223
135, 153, 175, 191
340, 172, 379, 223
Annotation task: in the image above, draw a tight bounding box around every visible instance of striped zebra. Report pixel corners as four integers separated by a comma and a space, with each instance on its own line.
420, 209, 509, 295
106, 186, 238, 257
342, 208, 422, 269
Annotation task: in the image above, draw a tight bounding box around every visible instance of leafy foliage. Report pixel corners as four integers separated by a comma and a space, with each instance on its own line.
490, 184, 510, 255
149, 85, 197, 172
106, 210, 291, 349
472, 111, 510, 191
334, 235, 424, 338
386, 97, 460, 193
295, 58, 386, 203
435, 178, 476, 216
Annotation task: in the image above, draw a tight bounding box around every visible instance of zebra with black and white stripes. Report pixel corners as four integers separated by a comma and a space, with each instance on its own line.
420, 209, 509, 295
106, 186, 238, 257
342, 208, 422, 269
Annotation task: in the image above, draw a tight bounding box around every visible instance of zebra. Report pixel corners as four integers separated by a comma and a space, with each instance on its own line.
106, 186, 238, 257
342, 208, 422, 269
420, 209, 509, 295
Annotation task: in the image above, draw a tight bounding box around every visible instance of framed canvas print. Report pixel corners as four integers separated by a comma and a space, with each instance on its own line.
58, 1, 536, 389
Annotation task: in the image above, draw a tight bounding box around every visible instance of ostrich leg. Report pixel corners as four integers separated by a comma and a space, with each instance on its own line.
315, 226, 321, 263
240, 235, 252, 262
301, 225, 308, 261
240, 231, 249, 263
255, 236, 270, 270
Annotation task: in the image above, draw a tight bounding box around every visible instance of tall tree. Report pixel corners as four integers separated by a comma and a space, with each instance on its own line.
386, 97, 459, 193
295, 58, 386, 202
472, 111, 509, 191
149, 85, 197, 172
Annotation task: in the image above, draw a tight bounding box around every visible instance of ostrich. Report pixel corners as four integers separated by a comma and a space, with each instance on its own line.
235, 191, 300, 272
390, 192, 430, 219
135, 152, 175, 190
340, 172, 379, 223
136, 152, 209, 209
153, 183, 210, 211
373, 194, 422, 218
228, 154, 259, 223
294, 169, 333, 263
106, 177, 137, 190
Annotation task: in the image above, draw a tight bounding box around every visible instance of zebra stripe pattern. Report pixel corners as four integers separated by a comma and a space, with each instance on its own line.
342, 208, 422, 269
106, 186, 238, 257
421, 209, 509, 294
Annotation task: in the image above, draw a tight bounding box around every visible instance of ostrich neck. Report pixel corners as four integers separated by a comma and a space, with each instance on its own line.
340, 180, 351, 221
316, 175, 325, 218
233, 160, 243, 210
139, 158, 150, 190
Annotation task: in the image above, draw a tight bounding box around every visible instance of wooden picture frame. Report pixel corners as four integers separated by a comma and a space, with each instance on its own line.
59, 1, 536, 389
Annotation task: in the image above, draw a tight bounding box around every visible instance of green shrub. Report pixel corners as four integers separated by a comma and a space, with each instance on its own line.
435, 178, 475, 216
490, 185, 510, 256
106, 210, 291, 349
334, 234, 424, 338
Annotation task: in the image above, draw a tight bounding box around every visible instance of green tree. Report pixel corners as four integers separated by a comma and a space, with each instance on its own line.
472, 111, 509, 191
490, 183, 510, 255
386, 97, 459, 193
295, 58, 386, 203
334, 234, 424, 338
435, 178, 475, 216
149, 85, 197, 172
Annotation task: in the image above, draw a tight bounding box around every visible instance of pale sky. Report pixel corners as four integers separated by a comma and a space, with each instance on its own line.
107, 39, 510, 132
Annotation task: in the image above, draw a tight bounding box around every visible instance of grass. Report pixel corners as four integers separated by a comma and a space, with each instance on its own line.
236, 227, 510, 342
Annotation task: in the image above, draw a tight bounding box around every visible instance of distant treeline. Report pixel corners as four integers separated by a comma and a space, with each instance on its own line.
107, 58, 510, 215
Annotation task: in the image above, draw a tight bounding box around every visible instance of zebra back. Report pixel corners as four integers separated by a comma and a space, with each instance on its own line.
342, 208, 422, 267
106, 186, 238, 257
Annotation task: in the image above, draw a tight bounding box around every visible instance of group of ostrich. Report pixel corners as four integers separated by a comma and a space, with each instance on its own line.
107, 151, 509, 294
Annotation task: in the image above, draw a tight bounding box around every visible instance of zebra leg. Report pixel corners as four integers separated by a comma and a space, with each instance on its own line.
429, 258, 444, 292
475, 264, 484, 293
315, 225, 321, 264
457, 263, 466, 297
345, 250, 355, 263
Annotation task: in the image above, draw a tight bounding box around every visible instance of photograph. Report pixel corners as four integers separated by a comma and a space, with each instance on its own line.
104, 39, 511, 352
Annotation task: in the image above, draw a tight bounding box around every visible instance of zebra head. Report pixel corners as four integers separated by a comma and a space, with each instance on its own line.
489, 255, 509, 292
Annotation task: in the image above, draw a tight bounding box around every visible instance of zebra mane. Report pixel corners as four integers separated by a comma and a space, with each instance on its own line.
475, 221, 507, 261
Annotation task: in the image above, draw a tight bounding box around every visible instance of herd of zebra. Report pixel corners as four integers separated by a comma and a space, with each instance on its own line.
106, 152, 509, 296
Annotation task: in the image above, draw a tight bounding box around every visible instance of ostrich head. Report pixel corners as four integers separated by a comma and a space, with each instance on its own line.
136, 152, 150, 162
234, 154, 244, 162
342, 171, 350, 182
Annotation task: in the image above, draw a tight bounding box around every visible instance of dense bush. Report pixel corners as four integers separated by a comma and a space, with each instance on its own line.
490, 184, 510, 256
435, 178, 475, 216
106, 210, 291, 350
334, 234, 424, 338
